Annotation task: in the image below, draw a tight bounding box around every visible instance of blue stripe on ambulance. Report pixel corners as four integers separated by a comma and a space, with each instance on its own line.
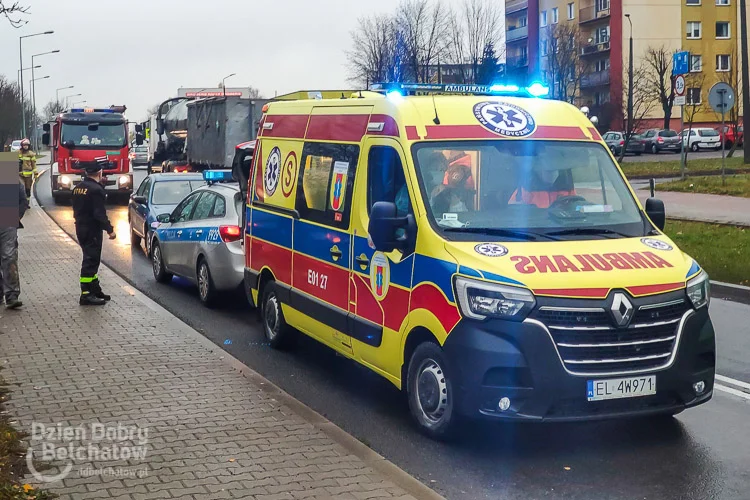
294, 220, 350, 268
352, 236, 413, 288
686, 260, 701, 278
251, 208, 293, 248
413, 254, 457, 302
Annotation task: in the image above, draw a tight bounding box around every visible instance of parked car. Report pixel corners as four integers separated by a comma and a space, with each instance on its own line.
641, 129, 681, 154
10, 140, 22, 152
681, 128, 721, 152
129, 173, 205, 255
603, 131, 646, 156
716, 125, 744, 149
150, 170, 245, 306
129, 145, 150, 167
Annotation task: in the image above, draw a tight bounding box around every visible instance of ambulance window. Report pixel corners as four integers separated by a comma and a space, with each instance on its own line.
296, 142, 359, 228
367, 146, 411, 217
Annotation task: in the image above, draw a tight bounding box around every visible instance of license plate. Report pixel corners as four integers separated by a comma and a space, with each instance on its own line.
587, 375, 656, 401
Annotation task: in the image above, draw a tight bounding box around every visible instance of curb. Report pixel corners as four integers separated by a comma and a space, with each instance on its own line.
33, 182, 445, 500
667, 216, 750, 229
624, 166, 750, 180
710, 280, 750, 305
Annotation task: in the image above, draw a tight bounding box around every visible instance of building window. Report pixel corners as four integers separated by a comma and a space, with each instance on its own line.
540, 10, 548, 27
597, 0, 610, 10
541, 39, 548, 56
687, 88, 702, 105
552, 7, 559, 23
686, 0, 701, 4
567, 2, 575, 19
690, 54, 702, 72
716, 0, 730, 5
595, 26, 610, 44
595, 58, 610, 72
716, 54, 731, 71
716, 22, 730, 38
519, 15, 527, 27
686, 21, 702, 39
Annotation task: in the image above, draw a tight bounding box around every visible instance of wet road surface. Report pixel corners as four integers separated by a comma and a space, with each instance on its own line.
35, 168, 750, 500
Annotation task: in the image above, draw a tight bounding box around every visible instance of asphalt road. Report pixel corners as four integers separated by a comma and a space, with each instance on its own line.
35, 167, 750, 500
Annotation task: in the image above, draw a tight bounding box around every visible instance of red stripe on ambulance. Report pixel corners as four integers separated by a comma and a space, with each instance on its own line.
292, 253, 350, 311
410, 283, 461, 334
261, 114, 309, 138
306, 115, 370, 142
250, 239, 292, 284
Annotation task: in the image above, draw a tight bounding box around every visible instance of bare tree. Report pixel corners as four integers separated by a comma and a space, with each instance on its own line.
0, 76, 23, 147
680, 72, 707, 174
543, 23, 591, 103
248, 86, 263, 99
0, 0, 29, 27
396, 0, 450, 82
42, 99, 66, 120
716, 49, 743, 157
644, 46, 677, 130
347, 14, 399, 86
445, 0, 503, 84
619, 65, 655, 161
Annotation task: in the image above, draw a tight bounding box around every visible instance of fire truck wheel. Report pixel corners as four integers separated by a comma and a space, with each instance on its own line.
261, 281, 295, 349
151, 242, 173, 283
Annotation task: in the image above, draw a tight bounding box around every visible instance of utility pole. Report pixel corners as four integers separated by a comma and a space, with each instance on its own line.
741, 0, 750, 164
625, 14, 634, 142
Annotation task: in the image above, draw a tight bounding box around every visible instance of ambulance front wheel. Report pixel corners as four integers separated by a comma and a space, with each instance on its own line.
407, 342, 458, 439
261, 282, 295, 349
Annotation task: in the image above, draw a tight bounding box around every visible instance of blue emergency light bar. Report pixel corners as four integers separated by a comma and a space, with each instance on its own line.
203, 169, 234, 184
70, 108, 116, 113
371, 82, 550, 98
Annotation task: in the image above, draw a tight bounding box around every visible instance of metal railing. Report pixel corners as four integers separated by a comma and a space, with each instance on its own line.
506, 25, 529, 42
506, 0, 528, 15
579, 6, 610, 23
581, 71, 611, 88
581, 40, 610, 56
507, 54, 529, 68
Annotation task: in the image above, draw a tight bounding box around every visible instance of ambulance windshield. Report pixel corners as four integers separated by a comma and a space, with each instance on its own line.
412, 141, 648, 240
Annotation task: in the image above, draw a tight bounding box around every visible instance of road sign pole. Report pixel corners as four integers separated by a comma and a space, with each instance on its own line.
721, 104, 726, 185
680, 105, 686, 180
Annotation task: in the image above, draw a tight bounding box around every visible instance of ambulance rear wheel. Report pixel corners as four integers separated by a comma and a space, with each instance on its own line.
407, 342, 458, 439
261, 281, 294, 349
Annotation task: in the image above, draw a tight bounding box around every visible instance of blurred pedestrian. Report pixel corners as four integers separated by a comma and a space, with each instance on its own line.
72, 160, 116, 306
0, 180, 29, 309
18, 138, 37, 199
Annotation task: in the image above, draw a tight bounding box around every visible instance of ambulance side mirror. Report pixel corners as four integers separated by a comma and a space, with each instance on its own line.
645, 198, 666, 232
368, 201, 413, 253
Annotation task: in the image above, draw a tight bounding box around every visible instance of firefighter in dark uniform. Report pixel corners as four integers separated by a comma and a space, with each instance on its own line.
72, 160, 117, 305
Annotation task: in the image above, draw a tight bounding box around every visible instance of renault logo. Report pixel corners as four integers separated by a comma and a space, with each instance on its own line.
611, 293, 634, 327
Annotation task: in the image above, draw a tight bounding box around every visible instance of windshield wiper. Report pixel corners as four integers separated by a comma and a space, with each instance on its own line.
546, 228, 634, 238
443, 227, 558, 241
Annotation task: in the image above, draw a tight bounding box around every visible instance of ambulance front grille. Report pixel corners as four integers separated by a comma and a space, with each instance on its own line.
534, 298, 692, 376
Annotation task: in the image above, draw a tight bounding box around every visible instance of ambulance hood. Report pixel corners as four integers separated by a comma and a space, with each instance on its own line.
444, 235, 700, 299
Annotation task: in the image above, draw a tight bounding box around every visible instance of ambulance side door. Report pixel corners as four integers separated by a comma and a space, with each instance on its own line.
349, 139, 416, 378
290, 141, 359, 354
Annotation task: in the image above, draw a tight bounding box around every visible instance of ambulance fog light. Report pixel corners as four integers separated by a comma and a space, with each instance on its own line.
498, 397, 511, 412
693, 381, 706, 395
454, 276, 535, 321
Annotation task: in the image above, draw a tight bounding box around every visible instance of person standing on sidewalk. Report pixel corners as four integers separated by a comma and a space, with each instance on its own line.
0, 180, 29, 309
18, 139, 37, 199
72, 161, 116, 306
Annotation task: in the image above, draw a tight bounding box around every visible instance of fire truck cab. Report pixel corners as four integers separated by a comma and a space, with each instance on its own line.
43, 106, 136, 204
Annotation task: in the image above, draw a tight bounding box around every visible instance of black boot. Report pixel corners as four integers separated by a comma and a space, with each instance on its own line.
80, 282, 106, 306
91, 279, 111, 301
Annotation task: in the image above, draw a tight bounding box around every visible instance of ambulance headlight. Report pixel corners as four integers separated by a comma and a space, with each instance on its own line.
455, 277, 535, 321
687, 271, 710, 309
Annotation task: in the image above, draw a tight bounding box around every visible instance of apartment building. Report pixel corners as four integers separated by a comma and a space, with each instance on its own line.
506, 0, 745, 130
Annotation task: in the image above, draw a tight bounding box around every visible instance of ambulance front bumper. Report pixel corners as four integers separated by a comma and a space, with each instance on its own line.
441, 307, 715, 422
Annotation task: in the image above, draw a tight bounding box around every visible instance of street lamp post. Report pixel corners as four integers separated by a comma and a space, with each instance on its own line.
56, 85, 74, 105
19, 30, 54, 137
30, 75, 50, 149
71, 100, 87, 107
17, 65, 41, 85
740, 0, 749, 164
625, 14, 634, 141
63, 93, 82, 109
31, 50, 59, 149
221, 73, 236, 97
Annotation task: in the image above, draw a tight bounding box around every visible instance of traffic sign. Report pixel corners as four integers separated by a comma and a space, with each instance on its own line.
674, 95, 686, 106
674, 75, 686, 96
672, 51, 690, 75
708, 82, 736, 114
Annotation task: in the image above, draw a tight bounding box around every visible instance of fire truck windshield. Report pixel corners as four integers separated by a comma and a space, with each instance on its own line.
61, 122, 126, 148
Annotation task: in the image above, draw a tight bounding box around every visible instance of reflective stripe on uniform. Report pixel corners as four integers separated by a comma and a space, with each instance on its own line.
80, 276, 96, 283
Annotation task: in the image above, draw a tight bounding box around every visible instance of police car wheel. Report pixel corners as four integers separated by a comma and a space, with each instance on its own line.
197, 259, 217, 306
151, 242, 172, 283
407, 343, 458, 439
261, 282, 293, 349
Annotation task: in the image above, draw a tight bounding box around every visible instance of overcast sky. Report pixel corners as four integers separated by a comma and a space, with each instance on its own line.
1, 0, 402, 121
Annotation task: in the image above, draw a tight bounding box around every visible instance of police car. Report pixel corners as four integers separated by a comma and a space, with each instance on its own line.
150, 170, 245, 306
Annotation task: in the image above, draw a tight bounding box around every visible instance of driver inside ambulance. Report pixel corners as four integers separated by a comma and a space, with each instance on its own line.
509, 168, 576, 209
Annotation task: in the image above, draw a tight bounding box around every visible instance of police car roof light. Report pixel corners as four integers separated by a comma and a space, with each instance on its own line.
203, 169, 233, 184
70, 108, 116, 113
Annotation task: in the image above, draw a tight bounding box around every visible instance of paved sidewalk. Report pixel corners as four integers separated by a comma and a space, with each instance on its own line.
636, 190, 750, 226
0, 208, 435, 500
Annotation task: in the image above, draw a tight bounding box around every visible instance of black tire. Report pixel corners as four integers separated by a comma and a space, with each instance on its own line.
197, 258, 217, 307
261, 281, 294, 349
151, 242, 173, 283
130, 225, 142, 247
406, 342, 459, 440
725, 141, 733, 150
691, 143, 699, 152
651, 144, 658, 154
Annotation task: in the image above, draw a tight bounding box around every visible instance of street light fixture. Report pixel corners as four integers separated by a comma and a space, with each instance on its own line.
56, 85, 74, 104
221, 73, 236, 97
64, 93, 82, 108
17, 65, 41, 85
71, 100, 87, 107
30, 75, 50, 150
19, 30, 54, 136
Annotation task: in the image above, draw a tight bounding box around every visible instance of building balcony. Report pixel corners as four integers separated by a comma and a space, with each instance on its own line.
581, 40, 610, 56
506, 0, 528, 15
506, 54, 529, 68
581, 71, 611, 88
506, 25, 529, 43
579, 6, 610, 24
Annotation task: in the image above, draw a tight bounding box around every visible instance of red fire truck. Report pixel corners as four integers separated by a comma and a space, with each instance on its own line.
42, 106, 139, 204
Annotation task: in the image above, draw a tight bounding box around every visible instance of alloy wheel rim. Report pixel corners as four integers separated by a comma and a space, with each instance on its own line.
198, 264, 209, 300
153, 247, 161, 275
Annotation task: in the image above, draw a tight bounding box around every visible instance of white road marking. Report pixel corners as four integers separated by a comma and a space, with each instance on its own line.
715, 384, 750, 401
715, 374, 750, 391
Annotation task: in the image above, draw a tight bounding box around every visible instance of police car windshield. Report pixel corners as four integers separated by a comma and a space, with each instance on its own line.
412, 140, 647, 240
61, 123, 127, 148
152, 180, 205, 205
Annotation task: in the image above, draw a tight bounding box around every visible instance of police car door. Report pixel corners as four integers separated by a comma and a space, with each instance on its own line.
180, 191, 217, 279
164, 191, 202, 275
350, 139, 416, 375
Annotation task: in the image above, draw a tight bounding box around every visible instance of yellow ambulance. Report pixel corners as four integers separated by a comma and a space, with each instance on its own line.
240, 83, 715, 438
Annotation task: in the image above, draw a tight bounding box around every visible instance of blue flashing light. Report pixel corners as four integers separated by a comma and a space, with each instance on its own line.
490, 84, 520, 93
526, 82, 550, 98
70, 108, 116, 113
386, 90, 404, 100
203, 169, 233, 183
